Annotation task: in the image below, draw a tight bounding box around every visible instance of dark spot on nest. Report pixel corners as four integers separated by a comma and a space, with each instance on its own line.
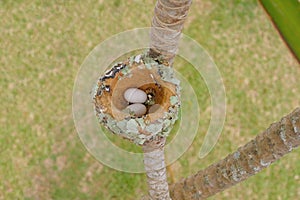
104, 85, 110, 92
96, 89, 102, 96
100, 63, 127, 81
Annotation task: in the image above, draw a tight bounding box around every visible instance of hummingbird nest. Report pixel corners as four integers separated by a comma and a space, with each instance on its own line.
93, 54, 181, 145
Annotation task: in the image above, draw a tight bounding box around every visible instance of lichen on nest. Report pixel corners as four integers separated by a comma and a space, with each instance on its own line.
93, 53, 181, 145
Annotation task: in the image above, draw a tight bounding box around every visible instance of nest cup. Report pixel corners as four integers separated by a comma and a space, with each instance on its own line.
93, 54, 181, 145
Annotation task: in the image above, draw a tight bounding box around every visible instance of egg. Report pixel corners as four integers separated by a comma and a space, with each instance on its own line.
148, 104, 162, 114
125, 103, 147, 117
124, 88, 147, 103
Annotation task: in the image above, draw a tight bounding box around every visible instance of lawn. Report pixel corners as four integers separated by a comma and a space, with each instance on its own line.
0, 0, 299, 199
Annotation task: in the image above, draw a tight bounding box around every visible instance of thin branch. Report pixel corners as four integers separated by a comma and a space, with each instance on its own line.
143, 138, 171, 200
141, 1, 192, 199
169, 107, 300, 200
149, 0, 192, 64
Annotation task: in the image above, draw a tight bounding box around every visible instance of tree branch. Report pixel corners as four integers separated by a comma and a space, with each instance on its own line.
143, 138, 171, 200
169, 107, 300, 200
149, 0, 192, 64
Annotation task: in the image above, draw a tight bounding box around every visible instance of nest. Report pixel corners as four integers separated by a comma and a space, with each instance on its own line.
93, 54, 180, 145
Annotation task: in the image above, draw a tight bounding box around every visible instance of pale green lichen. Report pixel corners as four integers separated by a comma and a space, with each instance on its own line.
122, 107, 135, 117
91, 84, 99, 99
162, 118, 171, 128
141, 54, 158, 65
95, 109, 179, 145
233, 151, 240, 159
136, 118, 146, 129
145, 63, 152, 69
116, 120, 127, 130
126, 119, 140, 134
145, 123, 163, 135
170, 96, 179, 106
134, 55, 142, 63
97, 112, 107, 122
121, 65, 130, 75
119, 65, 132, 80
157, 66, 180, 85
137, 138, 147, 145
129, 56, 134, 65
109, 124, 122, 134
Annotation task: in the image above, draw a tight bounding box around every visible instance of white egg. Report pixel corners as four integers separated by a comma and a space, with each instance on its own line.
125, 103, 147, 117
124, 88, 147, 103
148, 104, 162, 114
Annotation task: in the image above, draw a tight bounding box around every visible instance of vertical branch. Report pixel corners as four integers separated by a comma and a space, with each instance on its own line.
169, 108, 300, 200
141, 0, 192, 199
149, 0, 192, 65
143, 138, 171, 200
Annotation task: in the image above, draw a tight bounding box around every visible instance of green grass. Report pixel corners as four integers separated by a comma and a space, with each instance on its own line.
1, 0, 299, 199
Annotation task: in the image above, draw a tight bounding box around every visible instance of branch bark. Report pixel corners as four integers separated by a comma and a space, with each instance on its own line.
142, 1, 192, 199
143, 138, 171, 200
149, 0, 192, 64
169, 107, 300, 200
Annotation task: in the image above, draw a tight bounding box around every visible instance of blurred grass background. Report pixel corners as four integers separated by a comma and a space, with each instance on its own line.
0, 0, 299, 199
